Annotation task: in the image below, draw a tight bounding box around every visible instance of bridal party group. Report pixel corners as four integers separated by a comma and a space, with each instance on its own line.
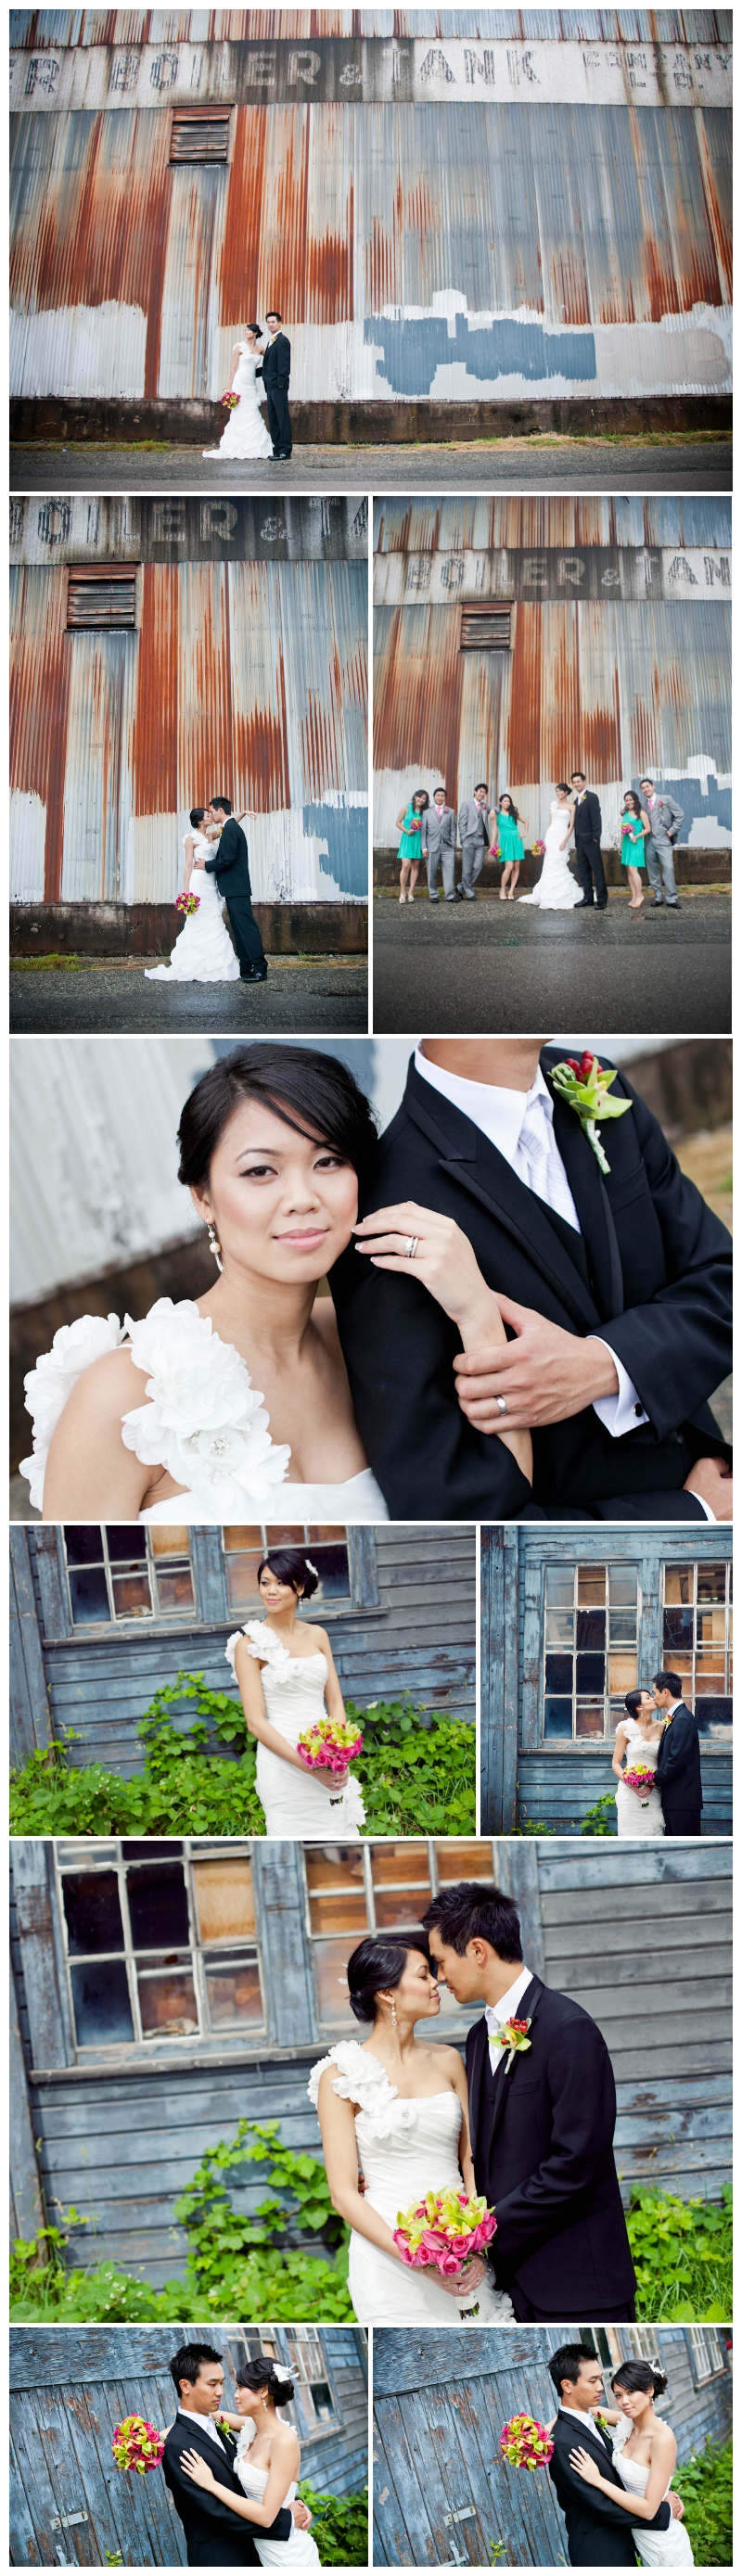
396, 775, 684, 912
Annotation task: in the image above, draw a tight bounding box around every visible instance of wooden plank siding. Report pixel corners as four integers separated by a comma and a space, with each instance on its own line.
518, 1748, 733, 1836
9, 2327, 367, 2568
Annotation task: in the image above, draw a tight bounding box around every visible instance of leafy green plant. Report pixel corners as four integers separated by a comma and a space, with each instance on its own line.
297, 2484, 368, 2566
627, 2182, 732, 2322
580, 1791, 617, 1836
350, 1695, 475, 1834
671, 2435, 732, 2566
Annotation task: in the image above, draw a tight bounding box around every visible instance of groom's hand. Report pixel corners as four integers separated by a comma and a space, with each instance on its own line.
670, 2495, 684, 2520
684, 1456, 733, 1521
454, 1298, 620, 1428
292, 2502, 312, 2530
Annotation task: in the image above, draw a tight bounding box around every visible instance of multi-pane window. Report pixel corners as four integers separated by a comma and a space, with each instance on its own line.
223, 1526, 351, 1613
55, 1842, 264, 2051
237, 2330, 338, 2434
543, 1562, 639, 1742
303, 1839, 497, 2028
662, 1562, 733, 1737
63, 1525, 195, 1625
686, 2326, 725, 2384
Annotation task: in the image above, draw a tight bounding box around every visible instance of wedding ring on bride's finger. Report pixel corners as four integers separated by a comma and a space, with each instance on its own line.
404, 1235, 419, 1258
495, 1395, 508, 1416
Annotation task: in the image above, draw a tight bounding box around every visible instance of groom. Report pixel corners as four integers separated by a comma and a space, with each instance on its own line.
162, 2341, 312, 2565
547, 2344, 680, 2565
198, 797, 267, 983
423, 1881, 638, 2323
331, 1037, 733, 1522
570, 771, 607, 908
653, 1666, 703, 1836
261, 311, 292, 459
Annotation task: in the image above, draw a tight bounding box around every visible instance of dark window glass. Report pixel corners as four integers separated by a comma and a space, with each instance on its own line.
544, 1697, 573, 1740
311, 2381, 333, 2420
126, 1842, 184, 1859
663, 1606, 694, 1648
126, 1862, 189, 1949
70, 1959, 134, 2046
576, 1610, 606, 1648
696, 1697, 732, 1738
63, 1870, 124, 1956
64, 1526, 105, 1565
544, 1653, 573, 1692
68, 1568, 110, 1625
107, 1526, 147, 1562
576, 1652, 606, 1692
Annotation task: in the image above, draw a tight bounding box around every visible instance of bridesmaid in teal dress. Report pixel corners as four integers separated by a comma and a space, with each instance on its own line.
620, 789, 651, 911
491, 793, 528, 899
395, 789, 429, 903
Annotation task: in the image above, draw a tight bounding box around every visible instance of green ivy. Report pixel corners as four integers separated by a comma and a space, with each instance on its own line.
579, 1791, 617, 1836
297, 2485, 368, 2567
627, 2182, 732, 2322
671, 2436, 732, 2566
10, 1677, 474, 1839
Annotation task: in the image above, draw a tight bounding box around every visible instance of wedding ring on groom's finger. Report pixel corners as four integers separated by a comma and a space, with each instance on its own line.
495, 1395, 508, 1416
404, 1235, 419, 1258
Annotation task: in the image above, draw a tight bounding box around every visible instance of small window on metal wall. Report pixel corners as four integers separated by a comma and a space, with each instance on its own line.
303, 1839, 497, 2028
222, 1524, 352, 1613
661, 1561, 732, 1738
543, 1562, 640, 1741
67, 567, 137, 628
170, 109, 230, 163
63, 1525, 195, 1624
687, 2326, 725, 2383
56, 1842, 264, 2051
460, 603, 512, 650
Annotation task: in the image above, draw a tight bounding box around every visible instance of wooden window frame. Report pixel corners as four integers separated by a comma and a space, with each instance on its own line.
541, 1559, 642, 1747
61, 1525, 195, 1628
459, 602, 513, 652
222, 1524, 379, 1624
684, 2325, 726, 2385
169, 105, 233, 166
302, 1837, 502, 2031
660, 1558, 732, 1735
64, 564, 139, 631
55, 1839, 266, 2057
33, 1525, 379, 1641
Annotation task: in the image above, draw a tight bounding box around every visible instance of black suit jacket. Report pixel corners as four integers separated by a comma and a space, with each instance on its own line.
204, 816, 252, 901
162, 2417, 294, 2567
656, 1700, 703, 1811
331, 1052, 732, 1520
573, 787, 602, 840
549, 2410, 671, 2566
261, 331, 290, 389
466, 1975, 636, 2313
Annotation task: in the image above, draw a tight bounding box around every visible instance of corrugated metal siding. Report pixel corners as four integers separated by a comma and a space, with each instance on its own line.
11, 559, 368, 904
374, 496, 733, 550
8, 18, 736, 43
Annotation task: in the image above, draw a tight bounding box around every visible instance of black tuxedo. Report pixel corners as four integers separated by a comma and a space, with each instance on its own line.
549, 2407, 671, 2565
260, 330, 292, 455
331, 1052, 732, 1521
466, 1975, 636, 2320
163, 2415, 293, 2566
656, 1698, 703, 1835
204, 816, 266, 976
573, 787, 607, 904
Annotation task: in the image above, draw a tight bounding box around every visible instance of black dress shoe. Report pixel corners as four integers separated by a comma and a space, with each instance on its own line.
454, 887, 466, 901
241, 965, 268, 981
574, 899, 595, 909
595, 899, 608, 910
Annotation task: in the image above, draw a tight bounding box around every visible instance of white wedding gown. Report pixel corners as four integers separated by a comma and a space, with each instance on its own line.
615, 1715, 666, 1838
612, 2422, 694, 2565
225, 1621, 365, 1836
204, 345, 274, 459
20, 1299, 389, 1524
145, 834, 240, 983
518, 799, 582, 909
235, 2430, 320, 2566
308, 2043, 514, 2327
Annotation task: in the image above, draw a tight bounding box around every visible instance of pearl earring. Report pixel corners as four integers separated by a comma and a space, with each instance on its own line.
206, 1218, 223, 1272
390, 1999, 398, 2029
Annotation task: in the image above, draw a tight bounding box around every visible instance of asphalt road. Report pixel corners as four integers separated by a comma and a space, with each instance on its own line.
11, 440, 732, 493
372, 893, 731, 1036
10, 960, 368, 1035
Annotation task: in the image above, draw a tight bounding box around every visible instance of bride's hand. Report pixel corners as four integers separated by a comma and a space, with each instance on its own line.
353, 1203, 497, 1342
569, 2447, 603, 2489
182, 2449, 218, 2491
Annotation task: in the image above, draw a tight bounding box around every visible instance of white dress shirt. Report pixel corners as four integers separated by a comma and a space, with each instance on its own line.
558, 2403, 606, 2435
176, 2405, 232, 2454
484, 1962, 533, 2063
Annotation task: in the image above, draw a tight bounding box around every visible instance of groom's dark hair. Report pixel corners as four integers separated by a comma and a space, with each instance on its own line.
421, 1881, 522, 1961
169, 2340, 223, 2394
548, 2342, 597, 2396
210, 795, 233, 815
653, 1669, 684, 1696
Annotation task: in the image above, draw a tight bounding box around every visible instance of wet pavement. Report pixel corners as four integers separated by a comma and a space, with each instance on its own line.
11, 440, 732, 494
372, 892, 731, 1036
10, 958, 368, 1035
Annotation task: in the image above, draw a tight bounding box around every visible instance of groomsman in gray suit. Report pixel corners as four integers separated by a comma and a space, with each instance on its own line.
457, 783, 493, 899
639, 778, 684, 908
422, 786, 457, 900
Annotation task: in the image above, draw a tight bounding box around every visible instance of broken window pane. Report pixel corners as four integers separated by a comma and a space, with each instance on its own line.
70, 1958, 134, 2046
69, 1566, 110, 1624
62, 1869, 124, 1956
137, 1964, 198, 2037
64, 1526, 105, 1565
203, 1953, 263, 2028
126, 1862, 189, 1950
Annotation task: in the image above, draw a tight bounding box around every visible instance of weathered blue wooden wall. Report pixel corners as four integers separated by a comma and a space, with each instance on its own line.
372, 2324, 731, 2568
481, 1525, 733, 1835
10, 2325, 367, 2568
11, 1523, 475, 1775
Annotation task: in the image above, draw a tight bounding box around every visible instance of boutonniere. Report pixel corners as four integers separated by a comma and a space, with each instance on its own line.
594, 2413, 610, 2433
549, 1053, 632, 1175
490, 2015, 532, 2076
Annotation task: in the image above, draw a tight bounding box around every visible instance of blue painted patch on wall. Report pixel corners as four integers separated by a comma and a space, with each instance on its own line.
365, 313, 597, 395
303, 799, 369, 898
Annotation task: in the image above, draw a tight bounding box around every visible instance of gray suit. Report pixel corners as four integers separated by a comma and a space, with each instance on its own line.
457, 796, 493, 893
641, 791, 684, 902
422, 801, 456, 898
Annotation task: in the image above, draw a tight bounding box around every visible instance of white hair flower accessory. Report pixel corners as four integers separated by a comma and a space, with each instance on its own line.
272, 2366, 293, 2391
305, 1559, 319, 1575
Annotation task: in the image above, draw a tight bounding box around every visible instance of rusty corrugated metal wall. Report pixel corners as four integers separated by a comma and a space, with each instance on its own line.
373, 498, 731, 849
10, 19, 732, 402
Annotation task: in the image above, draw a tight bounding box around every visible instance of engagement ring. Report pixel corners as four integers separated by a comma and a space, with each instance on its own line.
495, 1396, 508, 1416
404, 1236, 419, 1258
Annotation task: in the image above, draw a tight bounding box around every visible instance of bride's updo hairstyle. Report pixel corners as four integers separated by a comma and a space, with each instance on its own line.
177, 1044, 377, 1192
556, 782, 571, 796
611, 2360, 669, 2401
347, 1932, 432, 2024
258, 1549, 320, 1600
246, 322, 263, 340
236, 2355, 295, 2404
623, 1690, 645, 1719
189, 807, 205, 829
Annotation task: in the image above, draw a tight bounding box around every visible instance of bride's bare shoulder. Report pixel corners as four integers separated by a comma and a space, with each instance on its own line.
51, 1340, 147, 1434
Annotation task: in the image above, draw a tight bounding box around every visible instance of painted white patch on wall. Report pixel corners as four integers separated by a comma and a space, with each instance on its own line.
123, 816, 180, 908
10, 303, 147, 399
10, 790, 46, 901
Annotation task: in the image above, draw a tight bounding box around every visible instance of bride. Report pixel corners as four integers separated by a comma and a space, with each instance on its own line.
612, 1688, 667, 1837
309, 1932, 514, 2327
145, 808, 240, 985
203, 325, 274, 461
568, 2359, 694, 2564
518, 785, 582, 911
226, 1545, 365, 1838
182, 2355, 320, 2565
21, 1044, 532, 1523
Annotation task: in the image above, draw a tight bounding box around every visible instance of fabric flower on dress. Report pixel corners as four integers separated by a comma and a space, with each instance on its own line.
20, 1313, 127, 1511
224, 1620, 293, 1678
307, 2044, 417, 2137
121, 1300, 290, 1514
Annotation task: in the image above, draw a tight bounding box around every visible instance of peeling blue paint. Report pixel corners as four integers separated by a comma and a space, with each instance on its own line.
629, 774, 731, 842
302, 799, 368, 897
365, 312, 597, 395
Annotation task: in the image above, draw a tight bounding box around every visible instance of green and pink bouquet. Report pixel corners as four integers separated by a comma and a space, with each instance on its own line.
623, 1763, 657, 1806
221, 389, 240, 409
298, 1715, 363, 1775
500, 2414, 554, 2471
112, 2416, 165, 2475
175, 890, 200, 915
393, 2186, 496, 2275
531, 838, 546, 859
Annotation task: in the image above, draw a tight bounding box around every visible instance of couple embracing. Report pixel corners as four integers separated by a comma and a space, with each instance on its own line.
204, 313, 291, 462
146, 797, 267, 988
548, 2343, 693, 2566
161, 2342, 317, 2566
22, 1039, 732, 1524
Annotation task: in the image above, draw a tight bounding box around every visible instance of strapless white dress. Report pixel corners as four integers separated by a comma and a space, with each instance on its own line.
204, 345, 274, 459
518, 799, 582, 909
236, 2441, 320, 2566
225, 1620, 365, 1836
145, 833, 240, 983
616, 1715, 666, 1838
612, 2425, 694, 2565
308, 2043, 514, 2327
19, 1299, 390, 1524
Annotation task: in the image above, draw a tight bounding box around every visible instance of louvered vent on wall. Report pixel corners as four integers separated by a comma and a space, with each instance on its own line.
66, 568, 137, 629
170, 109, 231, 163
459, 604, 513, 651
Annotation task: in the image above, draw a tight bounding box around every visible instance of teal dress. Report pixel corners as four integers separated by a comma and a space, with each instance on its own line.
494, 810, 522, 866
398, 806, 424, 861
620, 814, 646, 870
